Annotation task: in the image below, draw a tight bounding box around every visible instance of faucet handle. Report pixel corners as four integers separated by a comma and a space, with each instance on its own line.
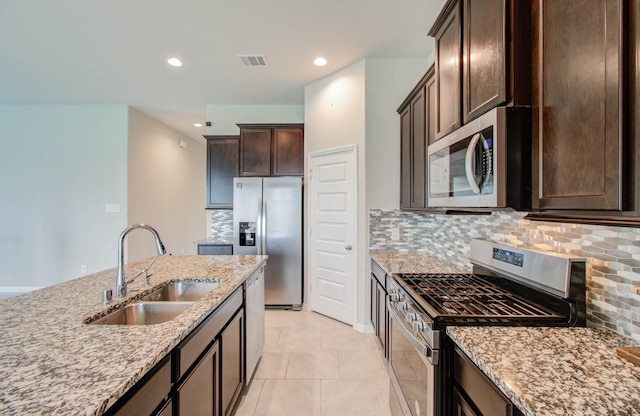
101, 288, 113, 304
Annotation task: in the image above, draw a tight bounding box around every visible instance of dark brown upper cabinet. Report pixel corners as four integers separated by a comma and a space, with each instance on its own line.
463, 0, 506, 123
429, 0, 531, 140
531, 0, 623, 211
238, 124, 304, 177
398, 66, 435, 210
272, 127, 304, 176
205, 136, 239, 209
431, 1, 462, 140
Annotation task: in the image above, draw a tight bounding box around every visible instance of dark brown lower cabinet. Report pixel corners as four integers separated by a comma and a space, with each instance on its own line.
370, 260, 388, 357
453, 387, 479, 416
157, 400, 173, 416
103, 287, 245, 416
453, 348, 520, 416
108, 356, 171, 416
176, 340, 219, 416
221, 311, 244, 416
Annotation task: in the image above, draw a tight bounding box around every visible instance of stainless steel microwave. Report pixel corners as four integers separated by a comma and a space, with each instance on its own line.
427, 106, 531, 210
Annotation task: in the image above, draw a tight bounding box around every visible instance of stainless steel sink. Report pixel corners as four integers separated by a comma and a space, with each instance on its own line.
91, 302, 193, 325
140, 281, 221, 302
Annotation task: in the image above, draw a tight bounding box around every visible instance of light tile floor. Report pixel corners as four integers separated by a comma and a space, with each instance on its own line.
233, 309, 392, 416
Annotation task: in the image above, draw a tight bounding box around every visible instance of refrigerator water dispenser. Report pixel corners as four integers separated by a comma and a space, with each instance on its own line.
239, 222, 256, 246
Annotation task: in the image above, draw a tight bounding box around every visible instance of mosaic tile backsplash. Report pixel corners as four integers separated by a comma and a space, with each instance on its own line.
370, 209, 640, 341
208, 209, 233, 240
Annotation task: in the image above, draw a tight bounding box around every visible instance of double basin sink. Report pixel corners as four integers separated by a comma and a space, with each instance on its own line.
91, 281, 221, 326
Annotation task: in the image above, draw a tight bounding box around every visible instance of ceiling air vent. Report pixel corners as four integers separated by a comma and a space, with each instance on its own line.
238, 55, 268, 67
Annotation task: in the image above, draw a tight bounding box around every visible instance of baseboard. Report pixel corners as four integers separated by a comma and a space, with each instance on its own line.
354, 322, 375, 334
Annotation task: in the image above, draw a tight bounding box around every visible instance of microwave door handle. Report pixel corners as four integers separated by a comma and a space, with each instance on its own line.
464, 133, 483, 194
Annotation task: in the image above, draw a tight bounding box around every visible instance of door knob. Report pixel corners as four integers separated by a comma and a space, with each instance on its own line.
345, 244, 352, 251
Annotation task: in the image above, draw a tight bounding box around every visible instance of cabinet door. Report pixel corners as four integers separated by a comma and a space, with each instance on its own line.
462, 0, 506, 123
221, 310, 244, 416
206, 138, 239, 209
400, 106, 412, 209
272, 127, 304, 176
453, 387, 480, 416
435, 0, 462, 139
240, 128, 271, 176
532, 0, 623, 210
426, 73, 437, 146
370, 274, 379, 337
156, 399, 173, 416
376, 280, 387, 356
411, 87, 426, 208
176, 340, 219, 416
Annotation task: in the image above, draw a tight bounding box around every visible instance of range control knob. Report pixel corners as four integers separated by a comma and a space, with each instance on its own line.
400, 302, 410, 312
406, 312, 417, 322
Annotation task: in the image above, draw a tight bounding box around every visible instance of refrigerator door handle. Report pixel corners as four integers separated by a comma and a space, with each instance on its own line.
256, 197, 263, 255
262, 197, 267, 255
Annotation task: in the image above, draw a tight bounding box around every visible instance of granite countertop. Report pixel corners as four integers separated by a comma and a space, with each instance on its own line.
194, 237, 234, 245
0, 254, 267, 416
447, 326, 640, 416
370, 251, 469, 275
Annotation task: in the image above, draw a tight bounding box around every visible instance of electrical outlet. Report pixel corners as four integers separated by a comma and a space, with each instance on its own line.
391, 228, 400, 241
105, 204, 120, 213
80, 265, 87, 274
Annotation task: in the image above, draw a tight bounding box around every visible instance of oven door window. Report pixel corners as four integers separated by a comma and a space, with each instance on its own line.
429, 126, 494, 198
389, 315, 435, 416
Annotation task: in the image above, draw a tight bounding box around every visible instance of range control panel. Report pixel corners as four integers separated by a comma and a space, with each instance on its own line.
492, 248, 524, 267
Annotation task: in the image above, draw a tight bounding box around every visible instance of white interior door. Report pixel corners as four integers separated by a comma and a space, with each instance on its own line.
308, 145, 357, 325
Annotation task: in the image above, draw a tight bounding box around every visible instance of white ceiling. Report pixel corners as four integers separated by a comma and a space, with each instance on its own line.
0, 0, 445, 142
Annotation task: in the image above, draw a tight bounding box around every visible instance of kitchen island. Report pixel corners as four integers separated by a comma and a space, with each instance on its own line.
0, 254, 267, 415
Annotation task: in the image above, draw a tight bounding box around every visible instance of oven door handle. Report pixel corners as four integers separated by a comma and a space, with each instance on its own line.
388, 299, 438, 365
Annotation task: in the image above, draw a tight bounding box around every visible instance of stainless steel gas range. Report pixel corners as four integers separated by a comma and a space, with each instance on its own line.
387, 239, 586, 416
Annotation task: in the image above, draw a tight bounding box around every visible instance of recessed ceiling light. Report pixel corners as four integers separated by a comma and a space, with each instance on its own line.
168, 57, 183, 67
194, 123, 203, 127
314, 57, 328, 67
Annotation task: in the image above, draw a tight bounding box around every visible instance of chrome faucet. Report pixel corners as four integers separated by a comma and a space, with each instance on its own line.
115, 224, 166, 298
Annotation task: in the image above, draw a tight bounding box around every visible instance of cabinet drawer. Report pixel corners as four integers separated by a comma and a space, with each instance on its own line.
454, 348, 511, 416
174, 287, 243, 381
110, 355, 171, 416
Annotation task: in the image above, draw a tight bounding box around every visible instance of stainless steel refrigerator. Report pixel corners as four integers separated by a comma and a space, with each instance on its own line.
233, 177, 302, 309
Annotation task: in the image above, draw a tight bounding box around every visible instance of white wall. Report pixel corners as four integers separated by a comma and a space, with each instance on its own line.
205, 105, 304, 135
0, 105, 129, 292
305, 60, 368, 328
127, 108, 206, 260
304, 58, 433, 330
365, 58, 431, 209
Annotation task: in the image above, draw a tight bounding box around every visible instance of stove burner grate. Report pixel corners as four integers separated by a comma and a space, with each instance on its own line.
397, 273, 561, 319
